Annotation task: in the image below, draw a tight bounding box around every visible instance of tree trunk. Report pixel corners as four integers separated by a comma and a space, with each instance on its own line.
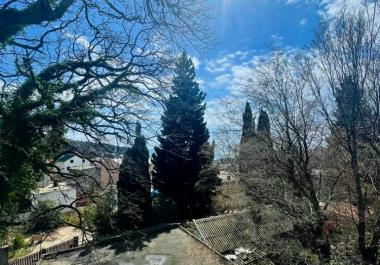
309, 186, 330, 260
349, 135, 377, 263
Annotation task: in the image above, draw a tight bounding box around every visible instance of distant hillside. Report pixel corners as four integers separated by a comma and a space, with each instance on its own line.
67, 140, 128, 158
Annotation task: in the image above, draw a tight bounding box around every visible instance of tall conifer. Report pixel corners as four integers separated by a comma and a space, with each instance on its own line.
117, 123, 151, 229
239, 102, 255, 173
152, 52, 218, 220
240, 102, 255, 144
257, 109, 270, 138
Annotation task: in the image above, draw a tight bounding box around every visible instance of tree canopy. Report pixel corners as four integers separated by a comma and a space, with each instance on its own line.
152, 52, 218, 220
117, 123, 151, 229
0, 0, 212, 229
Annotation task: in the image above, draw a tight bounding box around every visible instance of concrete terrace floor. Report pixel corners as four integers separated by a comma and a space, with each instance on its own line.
39, 227, 228, 265
29, 226, 90, 253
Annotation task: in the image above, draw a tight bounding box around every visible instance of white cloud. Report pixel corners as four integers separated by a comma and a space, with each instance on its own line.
206, 60, 232, 73
206, 50, 269, 95
300, 18, 308, 26
205, 99, 225, 130
270, 33, 284, 45
286, 0, 300, 4
196, 78, 205, 87
65, 32, 90, 49
281, 0, 318, 5
205, 50, 252, 73
283, 0, 374, 23
205, 97, 245, 132
210, 73, 232, 89
270, 33, 283, 41
319, 0, 365, 19
215, 74, 231, 84
191, 56, 201, 70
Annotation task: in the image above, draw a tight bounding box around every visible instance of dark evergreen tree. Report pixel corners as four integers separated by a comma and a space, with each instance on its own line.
239, 102, 255, 173
256, 109, 270, 137
195, 141, 220, 215
117, 123, 151, 229
253, 108, 272, 173
240, 102, 255, 144
152, 52, 218, 220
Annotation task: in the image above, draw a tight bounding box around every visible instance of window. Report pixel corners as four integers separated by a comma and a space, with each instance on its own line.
67, 166, 71, 170
82, 159, 86, 163
70, 160, 74, 163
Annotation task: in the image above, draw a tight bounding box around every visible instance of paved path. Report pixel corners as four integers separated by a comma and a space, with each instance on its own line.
28, 226, 91, 253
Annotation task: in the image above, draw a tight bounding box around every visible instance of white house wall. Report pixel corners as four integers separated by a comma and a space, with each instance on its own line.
56, 155, 93, 174
32, 186, 76, 212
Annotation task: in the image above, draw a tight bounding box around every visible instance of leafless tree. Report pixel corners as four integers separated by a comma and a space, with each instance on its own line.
246, 49, 332, 259
307, 2, 380, 262
0, 0, 213, 238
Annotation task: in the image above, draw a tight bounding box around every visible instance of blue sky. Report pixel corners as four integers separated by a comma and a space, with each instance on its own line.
195, 0, 352, 131
62, 0, 362, 146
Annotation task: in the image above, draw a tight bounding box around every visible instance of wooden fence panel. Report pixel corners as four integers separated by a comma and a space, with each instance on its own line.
9, 237, 78, 265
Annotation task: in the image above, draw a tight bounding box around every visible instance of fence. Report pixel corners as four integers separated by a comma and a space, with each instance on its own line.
8, 236, 78, 265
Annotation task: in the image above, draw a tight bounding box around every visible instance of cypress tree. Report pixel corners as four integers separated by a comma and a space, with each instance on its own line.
239, 102, 255, 173
152, 52, 217, 220
240, 102, 255, 144
257, 109, 270, 138
253, 109, 272, 177
117, 122, 151, 229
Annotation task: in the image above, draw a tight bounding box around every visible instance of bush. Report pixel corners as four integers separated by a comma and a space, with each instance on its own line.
93, 190, 117, 236
151, 193, 178, 223
11, 231, 29, 250
62, 212, 81, 227
80, 189, 117, 236
265, 239, 319, 265
81, 205, 96, 228
28, 201, 63, 233
6, 230, 31, 259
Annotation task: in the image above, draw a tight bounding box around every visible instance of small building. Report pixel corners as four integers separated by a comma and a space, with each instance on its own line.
55, 153, 120, 189
95, 158, 120, 188
55, 153, 94, 174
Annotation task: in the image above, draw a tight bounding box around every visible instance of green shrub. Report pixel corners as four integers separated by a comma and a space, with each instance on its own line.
62, 212, 81, 227
81, 204, 96, 228
151, 193, 178, 223
79, 190, 117, 236
11, 248, 30, 259
11, 231, 29, 250
6, 230, 30, 259
28, 200, 63, 233
93, 191, 117, 236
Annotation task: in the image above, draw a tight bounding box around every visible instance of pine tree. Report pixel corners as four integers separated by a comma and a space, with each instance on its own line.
257, 109, 270, 138
240, 102, 255, 144
152, 52, 218, 220
117, 123, 151, 229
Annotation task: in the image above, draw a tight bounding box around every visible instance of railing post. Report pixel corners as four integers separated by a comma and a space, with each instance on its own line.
0, 245, 9, 265
73, 236, 79, 247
